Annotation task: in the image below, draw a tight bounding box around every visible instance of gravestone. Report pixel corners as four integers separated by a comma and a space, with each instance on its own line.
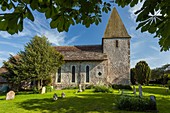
6, 91, 15, 100
61, 92, 65, 98
150, 95, 157, 110
139, 84, 142, 97
133, 85, 136, 95
41, 86, 46, 94
78, 84, 82, 92
53, 93, 58, 100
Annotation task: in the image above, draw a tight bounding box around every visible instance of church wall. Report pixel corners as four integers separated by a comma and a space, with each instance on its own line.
103, 38, 130, 85
54, 60, 108, 89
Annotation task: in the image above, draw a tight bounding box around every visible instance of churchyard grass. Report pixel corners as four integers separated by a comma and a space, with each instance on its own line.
0, 86, 170, 113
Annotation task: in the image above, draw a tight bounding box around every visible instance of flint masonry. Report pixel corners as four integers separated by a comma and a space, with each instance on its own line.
54, 8, 131, 88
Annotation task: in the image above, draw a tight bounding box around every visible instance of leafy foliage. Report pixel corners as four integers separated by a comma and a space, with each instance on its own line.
115, 0, 170, 51
0, 0, 111, 34
151, 64, 170, 85
94, 85, 113, 93
3, 36, 64, 90
135, 61, 151, 85
130, 68, 136, 85
0, 0, 170, 51
115, 96, 157, 112
3, 55, 25, 91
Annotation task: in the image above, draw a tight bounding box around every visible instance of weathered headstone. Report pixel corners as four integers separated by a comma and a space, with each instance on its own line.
41, 86, 46, 94
139, 84, 142, 97
61, 92, 65, 98
150, 95, 157, 110
78, 84, 82, 92
133, 85, 136, 95
53, 93, 58, 100
6, 91, 15, 100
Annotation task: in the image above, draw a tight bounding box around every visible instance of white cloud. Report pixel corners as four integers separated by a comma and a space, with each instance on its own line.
64, 35, 80, 45
128, 1, 144, 22
0, 41, 23, 48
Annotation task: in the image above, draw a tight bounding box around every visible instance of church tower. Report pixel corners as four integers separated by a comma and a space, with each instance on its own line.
103, 8, 131, 84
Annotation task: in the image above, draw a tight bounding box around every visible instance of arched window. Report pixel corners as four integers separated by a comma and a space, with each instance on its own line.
72, 66, 75, 82
116, 40, 118, 48
57, 67, 61, 83
86, 66, 90, 83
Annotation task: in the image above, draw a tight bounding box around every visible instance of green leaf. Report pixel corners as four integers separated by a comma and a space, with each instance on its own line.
0, 21, 8, 31
26, 7, 34, 21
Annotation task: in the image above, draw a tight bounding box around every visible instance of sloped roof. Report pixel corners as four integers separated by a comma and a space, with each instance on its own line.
103, 8, 130, 38
0, 67, 8, 83
54, 45, 107, 61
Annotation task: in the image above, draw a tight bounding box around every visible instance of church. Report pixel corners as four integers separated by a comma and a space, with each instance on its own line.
54, 8, 131, 88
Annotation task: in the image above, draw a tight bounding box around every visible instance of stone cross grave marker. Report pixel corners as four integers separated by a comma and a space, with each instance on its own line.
6, 91, 15, 100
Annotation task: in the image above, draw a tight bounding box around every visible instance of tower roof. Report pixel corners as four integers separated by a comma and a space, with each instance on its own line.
103, 8, 130, 38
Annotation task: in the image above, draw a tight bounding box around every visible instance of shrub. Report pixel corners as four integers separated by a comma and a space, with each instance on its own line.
45, 86, 53, 93
32, 87, 39, 94
167, 80, 170, 89
112, 84, 132, 90
85, 85, 95, 89
94, 85, 113, 93
115, 96, 157, 112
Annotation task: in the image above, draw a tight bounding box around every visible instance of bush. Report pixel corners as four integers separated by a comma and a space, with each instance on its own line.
115, 96, 157, 112
85, 85, 95, 89
32, 87, 39, 94
94, 85, 113, 93
167, 80, 170, 89
45, 86, 53, 93
112, 84, 132, 90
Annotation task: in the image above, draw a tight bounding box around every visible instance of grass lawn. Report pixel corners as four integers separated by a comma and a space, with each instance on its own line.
0, 86, 170, 113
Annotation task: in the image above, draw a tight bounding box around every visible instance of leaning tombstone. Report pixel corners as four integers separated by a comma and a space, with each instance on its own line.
139, 84, 142, 97
41, 86, 46, 94
133, 85, 136, 95
61, 92, 65, 98
150, 95, 157, 111
6, 91, 15, 100
53, 93, 58, 101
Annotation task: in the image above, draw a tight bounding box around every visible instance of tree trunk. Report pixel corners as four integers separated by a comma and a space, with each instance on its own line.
37, 79, 43, 90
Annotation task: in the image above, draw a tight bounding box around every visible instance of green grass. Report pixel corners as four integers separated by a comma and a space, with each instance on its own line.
0, 86, 170, 113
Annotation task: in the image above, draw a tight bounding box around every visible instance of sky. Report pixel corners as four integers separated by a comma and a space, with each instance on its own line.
0, 2, 170, 69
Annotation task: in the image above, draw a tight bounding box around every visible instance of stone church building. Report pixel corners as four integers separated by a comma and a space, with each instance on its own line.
54, 8, 131, 88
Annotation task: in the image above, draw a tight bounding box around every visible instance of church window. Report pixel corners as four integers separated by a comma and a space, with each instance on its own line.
86, 66, 90, 83
57, 67, 61, 83
116, 40, 118, 48
72, 66, 75, 82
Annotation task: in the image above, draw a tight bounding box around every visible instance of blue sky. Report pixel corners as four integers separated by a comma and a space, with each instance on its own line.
0, 2, 170, 69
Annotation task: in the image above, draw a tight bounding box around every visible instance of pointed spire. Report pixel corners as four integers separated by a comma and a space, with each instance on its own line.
103, 7, 130, 38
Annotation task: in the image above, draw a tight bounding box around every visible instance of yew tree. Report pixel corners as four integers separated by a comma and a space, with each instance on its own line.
3, 36, 64, 90
20, 36, 64, 89
135, 61, 151, 85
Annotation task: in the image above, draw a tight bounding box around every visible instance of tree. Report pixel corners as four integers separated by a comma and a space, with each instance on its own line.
135, 61, 151, 85
0, 0, 169, 51
3, 36, 64, 90
20, 36, 64, 89
3, 55, 25, 91
130, 68, 136, 85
